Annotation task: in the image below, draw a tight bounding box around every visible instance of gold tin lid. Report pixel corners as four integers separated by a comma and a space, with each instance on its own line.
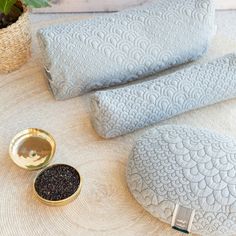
9, 128, 56, 171
9, 129, 82, 206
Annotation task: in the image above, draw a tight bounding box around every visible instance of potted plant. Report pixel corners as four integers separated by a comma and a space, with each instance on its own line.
0, 0, 51, 73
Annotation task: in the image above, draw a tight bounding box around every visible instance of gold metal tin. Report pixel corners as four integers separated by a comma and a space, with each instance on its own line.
9, 128, 56, 171
9, 129, 82, 206
33, 164, 82, 206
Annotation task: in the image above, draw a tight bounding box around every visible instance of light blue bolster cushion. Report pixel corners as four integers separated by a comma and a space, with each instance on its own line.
90, 53, 236, 138
37, 0, 215, 100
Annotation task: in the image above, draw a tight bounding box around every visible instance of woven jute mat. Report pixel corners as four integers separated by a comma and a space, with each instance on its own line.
1, 13, 236, 236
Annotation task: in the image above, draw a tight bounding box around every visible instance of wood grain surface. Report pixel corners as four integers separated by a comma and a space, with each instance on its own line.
33, 0, 147, 13
215, 0, 236, 10
33, 0, 236, 13
1, 13, 236, 236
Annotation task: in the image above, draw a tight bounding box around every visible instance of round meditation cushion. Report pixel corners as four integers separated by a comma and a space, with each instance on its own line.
127, 125, 236, 235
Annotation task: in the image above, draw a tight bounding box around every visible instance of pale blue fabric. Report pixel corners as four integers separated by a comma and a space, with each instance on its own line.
127, 125, 236, 235
37, 0, 215, 100
91, 53, 236, 138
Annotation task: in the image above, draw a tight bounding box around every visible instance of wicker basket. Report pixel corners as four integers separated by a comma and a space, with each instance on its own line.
0, 6, 31, 73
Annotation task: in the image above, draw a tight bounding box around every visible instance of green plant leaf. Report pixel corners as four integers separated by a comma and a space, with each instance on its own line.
0, 0, 17, 15
23, 0, 51, 8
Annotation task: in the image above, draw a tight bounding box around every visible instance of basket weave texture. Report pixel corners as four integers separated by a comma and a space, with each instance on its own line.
0, 7, 31, 73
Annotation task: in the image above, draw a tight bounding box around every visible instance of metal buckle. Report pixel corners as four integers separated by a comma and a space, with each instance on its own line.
171, 204, 195, 234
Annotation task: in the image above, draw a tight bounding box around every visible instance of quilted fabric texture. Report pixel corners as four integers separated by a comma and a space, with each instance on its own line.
91, 53, 236, 138
37, 0, 215, 100
127, 125, 236, 235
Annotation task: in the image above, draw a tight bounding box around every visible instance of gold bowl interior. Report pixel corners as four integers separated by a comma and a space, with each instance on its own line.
9, 128, 56, 171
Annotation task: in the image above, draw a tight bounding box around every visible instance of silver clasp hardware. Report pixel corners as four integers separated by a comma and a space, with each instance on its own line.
171, 204, 195, 234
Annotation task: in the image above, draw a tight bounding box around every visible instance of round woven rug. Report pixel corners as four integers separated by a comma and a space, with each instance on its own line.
1, 13, 236, 236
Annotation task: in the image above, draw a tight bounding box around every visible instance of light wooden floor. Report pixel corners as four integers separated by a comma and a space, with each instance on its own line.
0, 11, 236, 236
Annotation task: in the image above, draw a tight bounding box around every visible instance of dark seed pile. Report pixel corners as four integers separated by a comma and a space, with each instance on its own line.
34, 164, 80, 201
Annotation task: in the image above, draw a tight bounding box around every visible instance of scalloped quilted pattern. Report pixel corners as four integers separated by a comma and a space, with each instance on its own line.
91, 53, 236, 138
37, 0, 215, 100
127, 125, 236, 235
